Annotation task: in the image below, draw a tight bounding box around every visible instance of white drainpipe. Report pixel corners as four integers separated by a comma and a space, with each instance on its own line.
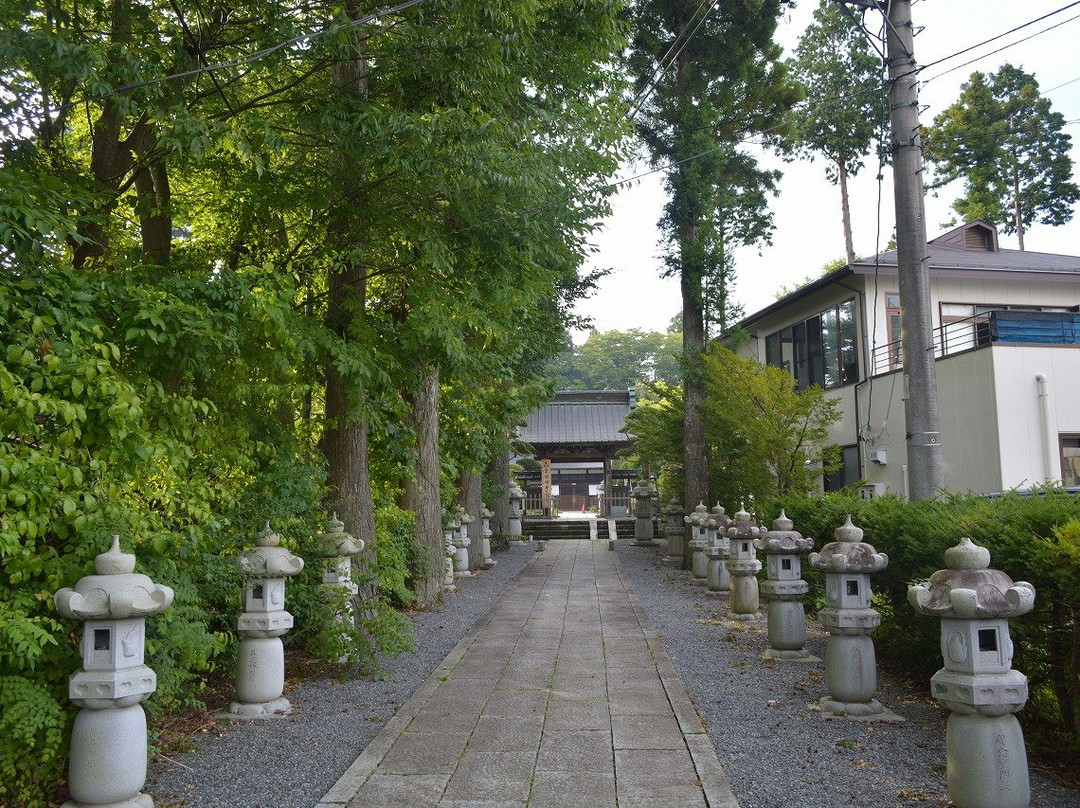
1035, 373, 1057, 483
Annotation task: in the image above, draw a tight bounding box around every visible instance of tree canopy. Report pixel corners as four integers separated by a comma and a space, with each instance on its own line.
0, 0, 630, 802
787, 0, 884, 265
924, 63, 1078, 250
551, 328, 682, 390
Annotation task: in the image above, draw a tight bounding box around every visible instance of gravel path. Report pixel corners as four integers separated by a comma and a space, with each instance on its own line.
146, 545, 536, 808
146, 539, 1079, 807
614, 542, 1079, 808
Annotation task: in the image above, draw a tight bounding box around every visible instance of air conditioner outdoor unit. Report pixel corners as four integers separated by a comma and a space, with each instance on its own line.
868, 449, 887, 465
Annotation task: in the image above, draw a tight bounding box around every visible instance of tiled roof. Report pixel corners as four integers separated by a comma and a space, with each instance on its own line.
519, 401, 632, 447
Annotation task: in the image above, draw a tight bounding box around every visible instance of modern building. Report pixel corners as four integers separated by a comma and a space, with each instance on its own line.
735, 220, 1080, 498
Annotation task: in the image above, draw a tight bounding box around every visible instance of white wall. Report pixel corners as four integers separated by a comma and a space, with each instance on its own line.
992, 346, 1080, 489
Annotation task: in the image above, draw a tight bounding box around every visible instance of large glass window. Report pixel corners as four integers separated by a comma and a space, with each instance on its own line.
1061, 435, 1080, 488
765, 299, 858, 390
824, 444, 861, 492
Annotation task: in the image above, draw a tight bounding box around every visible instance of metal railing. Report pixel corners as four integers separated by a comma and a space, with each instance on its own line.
870, 310, 1080, 376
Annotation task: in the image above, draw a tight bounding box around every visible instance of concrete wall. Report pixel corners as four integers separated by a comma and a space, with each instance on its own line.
992, 345, 1080, 489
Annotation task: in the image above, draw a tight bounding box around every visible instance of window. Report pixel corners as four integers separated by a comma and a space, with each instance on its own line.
1061, 435, 1080, 487
885, 293, 902, 369
765, 299, 858, 390
824, 444, 861, 492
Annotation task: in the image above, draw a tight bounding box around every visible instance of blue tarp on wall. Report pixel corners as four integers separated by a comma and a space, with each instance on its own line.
990, 311, 1080, 344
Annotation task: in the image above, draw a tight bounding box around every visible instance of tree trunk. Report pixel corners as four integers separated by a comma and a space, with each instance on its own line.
681, 256, 708, 570
463, 469, 483, 571
320, 261, 377, 598
837, 158, 855, 266
406, 368, 444, 605
487, 449, 511, 538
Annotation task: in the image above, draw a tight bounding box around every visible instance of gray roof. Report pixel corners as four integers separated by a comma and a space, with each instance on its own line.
738, 220, 1080, 330
519, 394, 632, 447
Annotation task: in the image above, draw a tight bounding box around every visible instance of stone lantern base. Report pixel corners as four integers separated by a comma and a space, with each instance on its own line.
945, 712, 1030, 808
65, 705, 153, 808
222, 695, 292, 720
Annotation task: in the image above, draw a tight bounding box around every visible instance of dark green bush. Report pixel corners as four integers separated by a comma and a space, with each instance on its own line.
768, 489, 1080, 754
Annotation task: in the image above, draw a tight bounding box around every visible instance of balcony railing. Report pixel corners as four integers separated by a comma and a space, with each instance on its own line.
870, 310, 1080, 376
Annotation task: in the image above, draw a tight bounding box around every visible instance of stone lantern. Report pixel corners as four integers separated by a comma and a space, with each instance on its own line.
756, 510, 817, 661
453, 507, 473, 577
442, 513, 459, 593
54, 536, 174, 808
226, 523, 304, 719
725, 506, 763, 619
318, 512, 363, 600
631, 478, 658, 545
662, 498, 685, 568
684, 502, 711, 580
508, 482, 525, 536
908, 538, 1035, 808
809, 515, 893, 718
705, 503, 733, 595
479, 504, 495, 568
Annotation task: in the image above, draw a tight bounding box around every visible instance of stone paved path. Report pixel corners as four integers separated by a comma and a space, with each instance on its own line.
316, 540, 738, 808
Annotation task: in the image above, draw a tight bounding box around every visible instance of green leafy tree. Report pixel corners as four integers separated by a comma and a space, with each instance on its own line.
703, 345, 840, 504
552, 328, 682, 389
627, 0, 800, 542
924, 63, 1079, 250
788, 0, 884, 265
621, 345, 840, 507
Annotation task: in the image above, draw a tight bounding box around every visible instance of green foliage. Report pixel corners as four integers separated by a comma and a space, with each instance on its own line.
621, 346, 841, 505
771, 489, 1080, 753
924, 64, 1079, 240
374, 506, 419, 609
0, 676, 68, 808
704, 345, 840, 504
551, 329, 683, 390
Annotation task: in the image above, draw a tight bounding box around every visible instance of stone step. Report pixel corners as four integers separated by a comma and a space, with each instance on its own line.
522, 519, 593, 541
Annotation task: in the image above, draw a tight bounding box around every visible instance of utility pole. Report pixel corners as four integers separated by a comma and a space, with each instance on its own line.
838, 0, 944, 499
884, 0, 944, 499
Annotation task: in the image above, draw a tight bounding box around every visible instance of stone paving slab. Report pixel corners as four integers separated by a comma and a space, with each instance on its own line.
316, 540, 740, 808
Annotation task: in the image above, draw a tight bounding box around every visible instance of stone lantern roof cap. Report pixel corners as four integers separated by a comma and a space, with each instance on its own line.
809, 515, 888, 573
756, 509, 814, 554
908, 537, 1035, 619
318, 512, 364, 558
481, 505, 494, 519
726, 504, 760, 538
684, 501, 711, 527
237, 522, 305, 578
664, 498, 684, 515
54, 535, 175, 620
508, 483, 525, 499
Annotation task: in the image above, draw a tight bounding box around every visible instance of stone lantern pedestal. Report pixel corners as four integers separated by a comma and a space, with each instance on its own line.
684, 502, 711, 581
453, 507, 472, 577
319, 512, 363, 601
705, 504, 732, 595
662, 498, 684, 567
756, 510, 817, 661
909, 538, 1035, 808
809, 516, 896, 719
508, 483, 525, 537
725, 506, 763, 620
226, 523, 304, 719
54, 536, 174, 808
479, 505, 495, 568
318, 514, 363, 659
631, 478, 658, 545
442, 515, 459, 593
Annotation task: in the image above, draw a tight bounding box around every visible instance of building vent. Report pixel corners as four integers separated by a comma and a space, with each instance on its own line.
965, 226, 992, 250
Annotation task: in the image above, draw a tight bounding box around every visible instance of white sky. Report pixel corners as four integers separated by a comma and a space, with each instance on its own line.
572, 0, 1080, 340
